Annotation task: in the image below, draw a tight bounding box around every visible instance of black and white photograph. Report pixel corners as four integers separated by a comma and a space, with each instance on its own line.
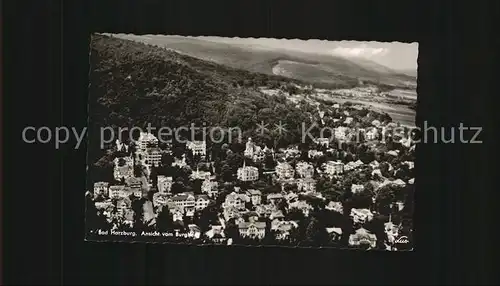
85, 33, 417, 251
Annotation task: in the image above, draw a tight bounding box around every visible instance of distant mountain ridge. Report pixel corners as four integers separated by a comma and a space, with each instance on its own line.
111, 34, 416, 89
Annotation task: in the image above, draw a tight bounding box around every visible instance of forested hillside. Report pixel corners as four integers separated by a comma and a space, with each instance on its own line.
88, 34, 313, 164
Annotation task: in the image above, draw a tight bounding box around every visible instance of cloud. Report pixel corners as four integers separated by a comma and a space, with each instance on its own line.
331, 45, 388, 58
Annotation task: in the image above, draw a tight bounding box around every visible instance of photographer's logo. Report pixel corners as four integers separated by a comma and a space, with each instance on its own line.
395, 235, 409, 244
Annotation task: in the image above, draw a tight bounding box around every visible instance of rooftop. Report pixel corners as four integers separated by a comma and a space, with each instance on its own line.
238, 221, 266, 229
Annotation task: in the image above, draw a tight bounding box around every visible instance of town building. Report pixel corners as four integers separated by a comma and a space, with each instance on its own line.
351, 184, 365, 194
400, 136, 413, 148
335, 127, 348, 140
244, 138, 266, 162
170, 192, 196, 210
295, 162, 314, 178
267, 193, 284, 205
171, 154, 187, 168
308, 150, 324, 159
186, 141, 206, 157
365, 128, 379, 140
314, 137, 330, 148
201, 178, 219, 198
152, 192, 168, 208
143, 148, 162, 168
116, 197, 132, 217
237, 161, 259, 182
288, 200, 313, 217
205, 225, 225, 239
403, 161, 415, 169
190, 167, 212, 181
348, 228, 377, 248
255, 204, 274, 217
326, 227, 343, 241
244, 137, 255, 157
369, 160, 380, 169
246, 189, 262, 206
269, 210, 285, 220
392, 179, 407, 188
113, 156, 134, 181
283, 146, 300, 159
171, 207, 184, 222
296, 178, 316, 193
238, 220, 266, 239
109, 185, 127, 199
325, 161, 344, 175
326, 201, 344, 214
187, 224, 202, 239
115, 139, 129, 153
344, 160, 364, 171
125, 177, 143, 195
350, 208, 374, 224
384, 216, 400, 244
223, 192, 248, 210
94, 200, 113, 211
137, 132, 159, 151
285, 192, 299, 204
387, 150, 399, 157
372, 169, 383, 178
272, 220, 298, 240
93, 182, 109, 196
157, 175, 173, 195
195, 195, 210, 211
275, 162, 295, 180
223, 206, 240, 221
395, 201, 405, 211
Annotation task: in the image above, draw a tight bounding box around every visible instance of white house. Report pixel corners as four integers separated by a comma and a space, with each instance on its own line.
244, 138, 266, 162
238, 221, 266, 239
186, 140, 206, 157
351, 184, 365, 194
157, 175, 173, 194
296, 178, 316, 193
314, 137, 330, 148
325, 161, 344, 175
365, 128, 379, 140
326, 201, 344, 214
295, 162, 314, 178
170, 192, 196, 210
349, 228, 377, 248
267, 193, 284, 205
137, 132, 159, 151
109, 185, 128, 199
237, 162, 259, 182
308, 150, 324, 159
190, 168, 212, 181
93, 182, 109, 196
350, 208, 374, 224
275, 162, 295, 180
335, 127, 348, 140
143, 148, 162, 168
246, 189, 262, 206
113, 156, 134, 181
201, 178, 219, 198
195, 195, 210, 211
223, 192, 247, 210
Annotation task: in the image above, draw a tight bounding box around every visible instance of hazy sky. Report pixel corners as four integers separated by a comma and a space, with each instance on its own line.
113, 33, 418, 72
195, 36, 418, 72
